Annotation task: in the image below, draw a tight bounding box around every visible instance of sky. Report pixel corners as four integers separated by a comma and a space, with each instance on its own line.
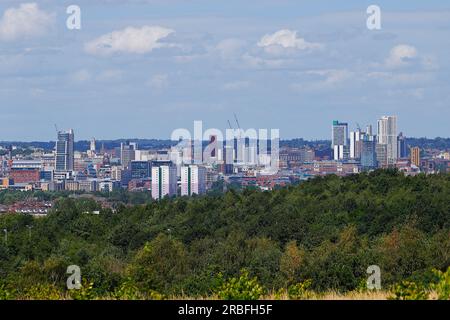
0, 0, 449, 141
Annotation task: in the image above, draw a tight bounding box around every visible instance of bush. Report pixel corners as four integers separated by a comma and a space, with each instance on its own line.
388, 281, 429, 300
113, 279, 143, 300
69, 279, 96, 300
288, 280, 313, 300
0, 283, 15, 300
432, 267, 450, 300
215, 270, 264, 300
23, 284, 62, 300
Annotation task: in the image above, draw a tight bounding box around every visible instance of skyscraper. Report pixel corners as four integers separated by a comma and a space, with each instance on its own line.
332, 120, 348, 160
411, 147, 421, 167
349, 129, 363, 159
361, 134, 377, 170
120, 141, 136, 169
151, 165, 177, 200
55, 129, 74, 171
181, 165, 206, 196
377, 116, 397, 166
397, 132, 408, 158
375, 143, 387, 168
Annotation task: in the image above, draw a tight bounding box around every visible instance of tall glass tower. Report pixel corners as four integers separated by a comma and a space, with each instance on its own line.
55, 129, 74, 171
377, 116, 397, 166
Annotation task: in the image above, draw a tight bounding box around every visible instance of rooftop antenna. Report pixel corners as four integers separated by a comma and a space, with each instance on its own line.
54, 124, 59, 134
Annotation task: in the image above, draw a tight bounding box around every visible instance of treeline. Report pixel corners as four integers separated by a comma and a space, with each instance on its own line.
0, 189, 152, 206
0, 170, 449, 298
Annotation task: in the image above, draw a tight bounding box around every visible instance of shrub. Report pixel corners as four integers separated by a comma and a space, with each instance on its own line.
146, 290, 165, 300
432, 267, 450, 300
113, 279, 143, 300
69, 279, 96, 300
215, 270, 264, 300
0, 283, 15, 300
288, 280, 313, 300
388, 281, 429, 300
23, 284, 62, 300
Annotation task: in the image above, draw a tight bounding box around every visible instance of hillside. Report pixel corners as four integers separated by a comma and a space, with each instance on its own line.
0, 170, 449, 299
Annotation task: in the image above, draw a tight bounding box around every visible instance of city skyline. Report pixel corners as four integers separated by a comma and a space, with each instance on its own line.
0, 115, 444, 144
0, 1, 449, 141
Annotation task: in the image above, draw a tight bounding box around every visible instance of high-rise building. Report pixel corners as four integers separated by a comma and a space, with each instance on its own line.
151, 165, 177, 200
360, 134, 377, 170
375, 143, 387, 168
130, 161, 151, 179
377, 116, 397, 166
120, 141, 136, 169
332, 120, 348, 160
55, 129, 74, 171
397, 132, 408, 158
181, 165, 206, 196
411, 147, 421, 167
349, 129, 363, 159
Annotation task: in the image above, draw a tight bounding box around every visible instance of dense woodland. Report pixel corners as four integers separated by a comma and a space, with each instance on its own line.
0, 170, 449, 299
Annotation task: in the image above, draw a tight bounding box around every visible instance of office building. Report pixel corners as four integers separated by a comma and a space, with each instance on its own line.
181, 165, 206, 196
349, 129, 363, 159
332, 120, 349, 160
361, 134, 377, 170
377, 116, 397, 166
120, 141, 136, 169
376, 144, 388, 168
130, 161, 151, 179
397, 132, 408, 158
79, 180, 97, 192
151, 165, 177, 200
55, 129, 74, 171
411, 147, 421, 167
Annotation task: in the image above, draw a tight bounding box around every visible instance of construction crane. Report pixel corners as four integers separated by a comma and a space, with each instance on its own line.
227, 120, 233, 130
233, 113, 241, 131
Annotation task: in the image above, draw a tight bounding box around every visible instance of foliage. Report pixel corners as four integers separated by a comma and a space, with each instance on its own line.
112, 279, 143, 300
388, 281, 429, 300
0, 171, 448, 299
23, 284, 63, 300
0, 283, 15, 300
69, 279, 96, 300
432, 267, 450, 300
215, 270, 264, 300
287, 280, 313, 300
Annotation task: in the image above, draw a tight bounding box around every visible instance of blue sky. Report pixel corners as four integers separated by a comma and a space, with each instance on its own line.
0, 0, 449, 141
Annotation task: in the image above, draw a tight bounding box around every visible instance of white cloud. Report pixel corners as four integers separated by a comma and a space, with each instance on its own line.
215, 38, 247, 59
96, 69, 123, 82
257, 29, 322, 54
147, 74, 169, 91
241, 53, 286, 69
85, 26, 174, 56
306, 69, 353, 85
291, 69, 353, 93
70, 69, 92, 83
367, 71, 433, 87
385, 44, 418, 68
0, 3, 54, 41
222, 81, 250, 91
